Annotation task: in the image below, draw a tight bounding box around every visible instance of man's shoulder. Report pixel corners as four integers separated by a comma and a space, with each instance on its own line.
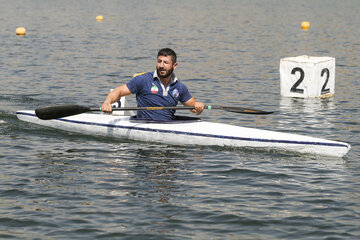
173, 79, 187, 88
132, 71, 153, 79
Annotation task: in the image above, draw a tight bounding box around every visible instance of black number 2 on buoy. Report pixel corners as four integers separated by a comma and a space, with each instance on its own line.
280, 56, 335, 98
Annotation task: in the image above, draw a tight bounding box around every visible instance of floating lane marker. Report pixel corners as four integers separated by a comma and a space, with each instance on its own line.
16, 27, 26, 35
280, 55, 335, 98
301, 21, 310, 30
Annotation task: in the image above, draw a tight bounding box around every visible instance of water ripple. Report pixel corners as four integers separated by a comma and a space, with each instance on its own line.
1, 0, 360, 239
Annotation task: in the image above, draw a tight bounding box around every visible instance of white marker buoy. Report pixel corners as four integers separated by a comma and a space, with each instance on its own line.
16, 27, 26, 35
280, 55, 335, 98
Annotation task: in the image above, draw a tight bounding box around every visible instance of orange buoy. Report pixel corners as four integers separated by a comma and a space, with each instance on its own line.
16, 27, 26, 35
301, 21, 310, 30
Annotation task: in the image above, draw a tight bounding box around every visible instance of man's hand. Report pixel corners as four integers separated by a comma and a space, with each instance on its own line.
184, 97, 204, 115
101, 84, 132, 113
192, 101, 204, 115
101, 102, 113, 113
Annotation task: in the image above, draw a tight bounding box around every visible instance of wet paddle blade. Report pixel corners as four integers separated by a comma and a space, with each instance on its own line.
207, 105, 273, 114
223, 107, 273, 114
35, 104, 91, 120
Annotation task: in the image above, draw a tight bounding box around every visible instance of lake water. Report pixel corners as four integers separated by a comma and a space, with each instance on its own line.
1, 0, 360, 239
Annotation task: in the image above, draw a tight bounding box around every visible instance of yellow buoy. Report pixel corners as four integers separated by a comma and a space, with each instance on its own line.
301, 21, 310, 30
16, 27, 26, 35
96, 15, 104, 21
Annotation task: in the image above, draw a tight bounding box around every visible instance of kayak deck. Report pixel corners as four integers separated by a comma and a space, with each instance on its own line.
16, 110, 351, 157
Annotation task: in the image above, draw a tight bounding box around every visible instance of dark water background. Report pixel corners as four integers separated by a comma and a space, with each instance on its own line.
1, 0, 359, 239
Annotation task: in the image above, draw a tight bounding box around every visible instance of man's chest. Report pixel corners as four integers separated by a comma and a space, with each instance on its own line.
141, 81, 180, 100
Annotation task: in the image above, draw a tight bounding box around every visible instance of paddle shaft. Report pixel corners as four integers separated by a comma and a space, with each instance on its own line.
89, 106, 195, 111
35, 104, 273, 120
93, 105, 272, 114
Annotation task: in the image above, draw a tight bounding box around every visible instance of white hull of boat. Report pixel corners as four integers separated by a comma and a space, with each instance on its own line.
16, 110, 351, 157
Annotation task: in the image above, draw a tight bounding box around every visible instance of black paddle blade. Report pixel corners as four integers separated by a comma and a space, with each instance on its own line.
35, 104, 91, 120
223, 107, 273, 114
209, 105, 273, 114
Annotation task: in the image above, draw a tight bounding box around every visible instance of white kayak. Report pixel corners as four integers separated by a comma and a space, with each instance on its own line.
16, 110, 351, 157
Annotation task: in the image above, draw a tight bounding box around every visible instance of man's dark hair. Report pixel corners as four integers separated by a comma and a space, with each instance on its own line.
157, 48, 177, 64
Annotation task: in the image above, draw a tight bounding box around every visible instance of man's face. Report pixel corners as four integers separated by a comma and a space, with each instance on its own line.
156, 55, 177, 79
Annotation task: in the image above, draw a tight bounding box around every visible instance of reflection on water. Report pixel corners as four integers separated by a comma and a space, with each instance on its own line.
278, 97, 336, 132
129, 146, 192, 204
279, 96, 336, 114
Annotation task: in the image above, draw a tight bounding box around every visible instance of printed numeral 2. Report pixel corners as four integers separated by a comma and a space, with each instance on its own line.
290, 67, 304, 93
321, 68, 330, 94
290, 67, 331, 95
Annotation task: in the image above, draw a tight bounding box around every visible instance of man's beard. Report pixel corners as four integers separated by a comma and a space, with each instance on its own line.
157, 67, 173, 79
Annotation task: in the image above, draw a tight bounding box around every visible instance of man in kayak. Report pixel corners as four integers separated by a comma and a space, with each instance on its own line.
101, 48, 204, 121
